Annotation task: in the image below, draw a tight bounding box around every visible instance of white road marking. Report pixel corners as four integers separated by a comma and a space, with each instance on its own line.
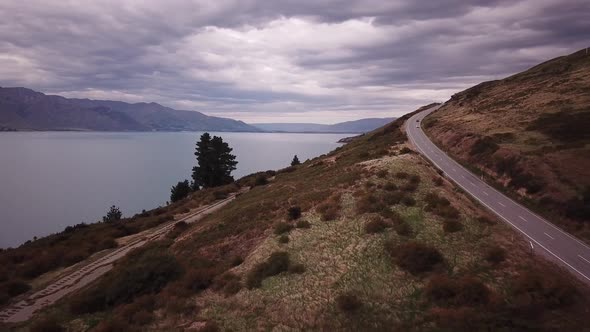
498, 202, 506, 207
578, 255, 590, 265
544, 233, 555, 240
529, 241, 534, 250
452, 168, 457, 172
482, 191, 489, 196
519, 216, 527, 222
470, 181, 476, 186
461, 175, 465, 179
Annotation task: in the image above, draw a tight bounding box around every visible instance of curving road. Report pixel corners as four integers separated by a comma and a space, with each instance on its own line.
407, 105, 590, 285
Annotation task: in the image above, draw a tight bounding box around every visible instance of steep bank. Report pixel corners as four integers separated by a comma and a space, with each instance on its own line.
424, 48, 590, 241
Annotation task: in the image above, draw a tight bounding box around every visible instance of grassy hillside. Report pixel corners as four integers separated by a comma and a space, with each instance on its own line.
9, 105, 590, 331
424, 48, 590, 241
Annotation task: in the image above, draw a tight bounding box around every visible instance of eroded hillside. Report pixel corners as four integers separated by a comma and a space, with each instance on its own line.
9, 105, 590, 331
424, 49, 590, 240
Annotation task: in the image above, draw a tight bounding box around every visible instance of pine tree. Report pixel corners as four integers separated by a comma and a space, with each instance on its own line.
192, 133, 238, 189
103, 205, 122, 223
170, 179, 192, 202
291, 155, 301, 166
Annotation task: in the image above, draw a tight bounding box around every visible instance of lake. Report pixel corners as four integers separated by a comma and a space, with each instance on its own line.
0, 132, 348, 248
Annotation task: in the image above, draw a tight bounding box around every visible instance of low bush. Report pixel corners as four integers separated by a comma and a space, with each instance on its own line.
395, 172, 409, 179
287, 206, 302, 220
356, 193, 386, 214
425, 192, 460, 219
470, 136, 499, 157
364, 216, 390, 234
317, 195, 341, 221
399, 147, 412, 154
183, 267, 218, 292
30, 316, 64, 332
278, 235, 289, 244
433, 177, 444, 186
477, 216, 495, 225
376, 169, 388, 178
386, 241, 444, 274
400, 183, 418, 192
167, 221, 189, 239
70, 244, 183, 314
0, 279, 30, 298
254, 175, 269, 186
274, 222, 294, 235
511, 272, 577, 310
230, 256, 244, 267
246, 252, 290, 289
296, 220, 311, 229
336, 292, 362, 312
443, 220, 463, 233
394, 220, 412, 236
383, 182, 398, 191
424, 275, 490, 307
288, 263, 306, 274
382, 191, 403, 205
212, 272, 242, 296
401, 196, 416, 206
409, 175, 421, 184
484, 245, 507, 264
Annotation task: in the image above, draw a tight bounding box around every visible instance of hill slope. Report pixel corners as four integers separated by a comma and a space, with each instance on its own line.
0, 87, 258, 132
423, 48, 590, 240
9, 105, 589, 331
253, 117, 396, 133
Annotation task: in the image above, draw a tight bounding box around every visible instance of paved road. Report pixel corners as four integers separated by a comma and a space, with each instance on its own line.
0, 193, 239, 323
407, 105, 590, 285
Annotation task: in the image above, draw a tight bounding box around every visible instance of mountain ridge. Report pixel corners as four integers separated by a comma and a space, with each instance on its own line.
0, 87, 259, 132
253, 117, 396, 133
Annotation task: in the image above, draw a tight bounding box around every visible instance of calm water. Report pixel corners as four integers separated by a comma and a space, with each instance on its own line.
0, 132, 347, 248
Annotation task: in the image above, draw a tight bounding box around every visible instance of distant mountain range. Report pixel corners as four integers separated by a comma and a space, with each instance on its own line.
253, 118, 396, 133
0, 87, 258, 132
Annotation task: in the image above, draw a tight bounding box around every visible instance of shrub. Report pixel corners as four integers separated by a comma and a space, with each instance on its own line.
201, 321, 221, 332
278, 235, 289, 244
296, 220, 311, 229
477, 216, 495, 225
433, 177, 444, 186
409, 175, 421, 184
395, 171, 409, 179
470, 136, 499, 156
246, 252, 290, 289
443, 220, 463, 233
399, 147, 412, 154
400, 183, 418, 192
424, 275, 490, 307
484, 245, 507, 264
254, 175, 269, 186
364, 216, 390, 234
30, 316, 64, 332
376, 169, 388, 178
170, 180, 192, 203
212, 273, 242, 296
0, 279, 31, 297
230, 255, 244, 266
317, 198, 340, 221
383, 182, 398, 191
287, 206, 302, 220
386, 241, 444, 274
183, 267, 218, 292
511, 272, 577, 309
401, 196, 416, 206
382, 191, 403, 205
288, 263, 306, 274
336, 292, 362, 312
70, 245, 183, 314
394, 221, 412, 236
103, 205, 123, 223
356, 193, 385, 214
274, 222, 294, 235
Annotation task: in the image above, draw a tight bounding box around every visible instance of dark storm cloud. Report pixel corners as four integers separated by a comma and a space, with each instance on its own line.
0, 0, 588, 123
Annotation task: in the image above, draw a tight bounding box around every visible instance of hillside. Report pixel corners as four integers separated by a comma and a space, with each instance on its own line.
5, 105, 589, 331
0, 87, 258, 132
423, 48, 590, 240
253, 117, 396, 133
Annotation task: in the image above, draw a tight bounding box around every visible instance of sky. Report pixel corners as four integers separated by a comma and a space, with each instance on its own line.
0, 0, 588, 123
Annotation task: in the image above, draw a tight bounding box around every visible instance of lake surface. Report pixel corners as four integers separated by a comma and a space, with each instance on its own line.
0, 132, 347, 248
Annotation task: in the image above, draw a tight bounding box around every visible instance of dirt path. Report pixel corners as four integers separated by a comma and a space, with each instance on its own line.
0, 193, 238, 323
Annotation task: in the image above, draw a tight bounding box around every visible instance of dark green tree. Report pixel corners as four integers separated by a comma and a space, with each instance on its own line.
170, 180, 192, 202
103, 205, 122, 223
291, 155, 301, 166
191, 133, 238, 189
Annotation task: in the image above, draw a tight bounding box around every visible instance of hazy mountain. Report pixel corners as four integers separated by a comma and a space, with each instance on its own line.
0, 87, 259, 132
253, 117, 396, 133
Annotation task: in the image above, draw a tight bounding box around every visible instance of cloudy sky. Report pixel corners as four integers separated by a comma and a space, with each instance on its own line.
0, 0, 588, 123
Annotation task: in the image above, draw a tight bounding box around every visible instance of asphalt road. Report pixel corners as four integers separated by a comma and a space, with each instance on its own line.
407, 105, 590, 285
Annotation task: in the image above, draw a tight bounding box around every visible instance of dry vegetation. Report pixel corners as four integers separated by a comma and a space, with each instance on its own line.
423, 48, 590, 241
6, 105, 590, 331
